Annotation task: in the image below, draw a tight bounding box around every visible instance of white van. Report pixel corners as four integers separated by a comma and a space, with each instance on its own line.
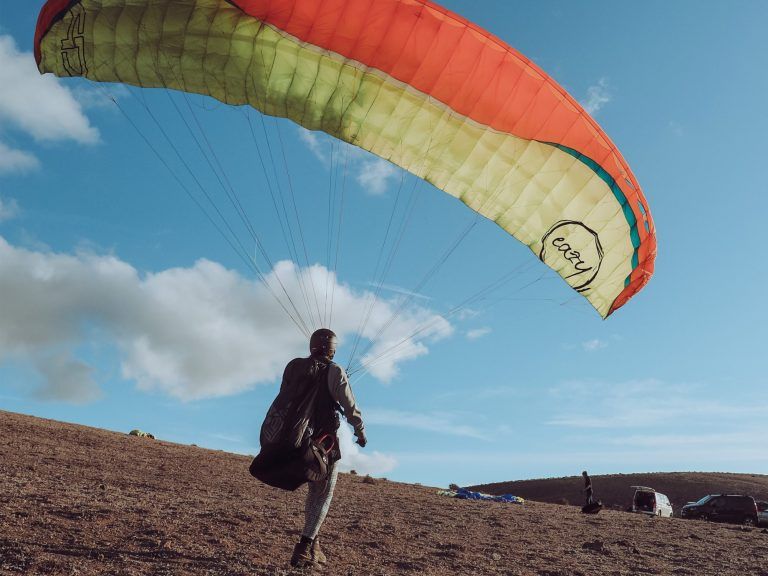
631, 486, 673, 517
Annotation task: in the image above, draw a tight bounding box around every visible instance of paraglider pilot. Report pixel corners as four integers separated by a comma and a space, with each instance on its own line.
287, 329, 367, 569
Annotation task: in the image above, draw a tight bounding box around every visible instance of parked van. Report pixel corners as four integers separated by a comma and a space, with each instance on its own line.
631, 486, 673, 517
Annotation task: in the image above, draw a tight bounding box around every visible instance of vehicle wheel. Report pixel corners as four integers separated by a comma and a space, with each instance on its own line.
743, 516, 756, 527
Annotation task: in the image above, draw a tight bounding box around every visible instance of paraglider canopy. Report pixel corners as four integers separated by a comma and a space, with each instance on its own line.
34, 0, 655, 320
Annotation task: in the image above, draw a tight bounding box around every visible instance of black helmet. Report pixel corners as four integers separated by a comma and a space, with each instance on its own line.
310, 328, 337, 359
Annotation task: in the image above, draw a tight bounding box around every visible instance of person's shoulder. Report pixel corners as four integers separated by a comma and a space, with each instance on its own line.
286, 357, 309, 370
327, 360, 345, 372
326, 361, 347, 378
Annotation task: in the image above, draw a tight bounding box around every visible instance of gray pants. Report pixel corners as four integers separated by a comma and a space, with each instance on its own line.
302, 461, 338, 540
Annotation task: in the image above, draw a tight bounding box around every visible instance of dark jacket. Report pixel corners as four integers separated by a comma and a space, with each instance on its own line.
260, 355, 364, 464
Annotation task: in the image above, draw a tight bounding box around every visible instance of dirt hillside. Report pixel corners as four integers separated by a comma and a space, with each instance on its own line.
470, 472, 768, 511
1, 410, 768, 576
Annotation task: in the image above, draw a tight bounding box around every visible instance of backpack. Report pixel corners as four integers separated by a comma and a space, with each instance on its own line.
249, 357, 336, 491
249, 433, 336, 491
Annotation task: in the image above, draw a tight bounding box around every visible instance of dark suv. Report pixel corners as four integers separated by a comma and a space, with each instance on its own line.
757, 501, 768, 527
680, 494, 759, 526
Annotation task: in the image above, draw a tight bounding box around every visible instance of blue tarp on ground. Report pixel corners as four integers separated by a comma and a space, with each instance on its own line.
438, 488, 524, 504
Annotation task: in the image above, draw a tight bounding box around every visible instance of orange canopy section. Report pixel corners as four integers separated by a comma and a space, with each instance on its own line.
231, 0, 656, 314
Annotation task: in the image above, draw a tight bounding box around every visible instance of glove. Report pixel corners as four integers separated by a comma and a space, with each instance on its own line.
355, 429, 367, 448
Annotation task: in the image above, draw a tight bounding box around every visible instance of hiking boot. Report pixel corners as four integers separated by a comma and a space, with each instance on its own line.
311, 537, 327, 565
290, 538, 321, 570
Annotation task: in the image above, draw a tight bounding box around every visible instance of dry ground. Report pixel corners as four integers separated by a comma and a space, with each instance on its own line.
2, 410, 768, 576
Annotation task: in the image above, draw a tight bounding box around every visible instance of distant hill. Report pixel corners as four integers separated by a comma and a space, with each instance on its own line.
469, 472, 768, 510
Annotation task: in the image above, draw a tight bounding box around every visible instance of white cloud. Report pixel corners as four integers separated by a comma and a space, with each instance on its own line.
33, 353, 101, 404
357, 317, 452, 381
0, 35, 99, 144
606, 430, 760, 449
454, 308, 480, 321
365, 408, 489, 440
668, 120, 684, 137
546, 378, 768, 429
356, 157, 398, 196
0, 141, 39, 174
336, 424, 398, 476
70, 84, 129, 110
365, 283, 431, 301
437, 385, 519, 402
466, 327, 491, 340
581, 78, 612, 116
0, 236, 451, 402
297, 128, 328, 163
581, 338, 607, 351
0, 195, 21, 221
205, 432, 247, 444
297, 128, 400, 196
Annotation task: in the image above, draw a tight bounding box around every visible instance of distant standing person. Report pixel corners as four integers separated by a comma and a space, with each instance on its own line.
582, 470, 593, 506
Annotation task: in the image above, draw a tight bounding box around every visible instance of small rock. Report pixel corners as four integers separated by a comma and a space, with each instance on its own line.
492, 552, 501, 561
613, 539, 632, 547
582, 540, 609, 554
161, 539, 174, 551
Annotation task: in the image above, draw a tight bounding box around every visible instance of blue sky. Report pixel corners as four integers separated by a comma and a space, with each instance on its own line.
1, 1, 768, 488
